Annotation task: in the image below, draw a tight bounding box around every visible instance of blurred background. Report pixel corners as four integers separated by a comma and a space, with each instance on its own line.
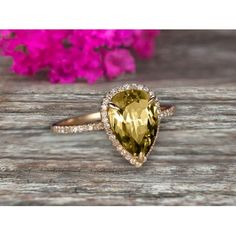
1, 30, 236, 88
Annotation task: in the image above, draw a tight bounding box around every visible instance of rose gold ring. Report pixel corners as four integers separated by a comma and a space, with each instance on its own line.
51, 84, 175, 167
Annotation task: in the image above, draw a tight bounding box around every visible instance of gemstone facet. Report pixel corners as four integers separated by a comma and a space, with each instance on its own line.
108, 89, 159, 162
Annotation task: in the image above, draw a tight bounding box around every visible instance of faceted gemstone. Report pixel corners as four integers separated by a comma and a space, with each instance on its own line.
108, 89, 159, 160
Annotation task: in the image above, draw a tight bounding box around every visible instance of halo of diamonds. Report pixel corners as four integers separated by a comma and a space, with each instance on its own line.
100, 83, 161, 168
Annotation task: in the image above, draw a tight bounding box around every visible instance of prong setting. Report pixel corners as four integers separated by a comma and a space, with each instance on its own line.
108, 102, 121, 111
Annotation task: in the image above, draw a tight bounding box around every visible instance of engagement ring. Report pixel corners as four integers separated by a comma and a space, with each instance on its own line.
52, 84, 175, 167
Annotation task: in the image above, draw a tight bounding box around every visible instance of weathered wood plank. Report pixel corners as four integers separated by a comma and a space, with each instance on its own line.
1, 85, 236, 205
0, 30, 236, 205
1, 129, 236, 159
1, 160, 236, 205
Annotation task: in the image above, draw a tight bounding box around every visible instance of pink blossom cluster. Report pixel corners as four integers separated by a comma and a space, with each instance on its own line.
0, 30, 159, 84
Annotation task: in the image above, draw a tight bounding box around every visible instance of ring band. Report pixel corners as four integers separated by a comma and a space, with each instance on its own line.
52, 105, 174, 134
51, 84, 175, 167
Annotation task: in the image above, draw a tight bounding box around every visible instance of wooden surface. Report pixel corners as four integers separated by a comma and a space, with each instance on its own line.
0, 30, 236, 205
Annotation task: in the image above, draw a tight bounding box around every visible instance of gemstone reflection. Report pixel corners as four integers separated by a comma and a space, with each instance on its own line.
108, 89, 159, 158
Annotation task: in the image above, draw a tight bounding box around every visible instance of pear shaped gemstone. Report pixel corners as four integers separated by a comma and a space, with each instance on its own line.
108, 89, 159, 159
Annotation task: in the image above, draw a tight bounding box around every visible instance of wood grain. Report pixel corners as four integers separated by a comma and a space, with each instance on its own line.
0, 30, 236, 205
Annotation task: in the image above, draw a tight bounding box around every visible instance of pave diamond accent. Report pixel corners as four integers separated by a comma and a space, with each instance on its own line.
52, 122, 104, 134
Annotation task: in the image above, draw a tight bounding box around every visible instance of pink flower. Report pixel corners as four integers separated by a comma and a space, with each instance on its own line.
0, 30, 159, 84
104, 49, 135, 79
133, 30, 160, 59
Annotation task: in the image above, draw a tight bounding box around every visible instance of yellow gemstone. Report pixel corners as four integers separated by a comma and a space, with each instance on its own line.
108, 89, 159, 159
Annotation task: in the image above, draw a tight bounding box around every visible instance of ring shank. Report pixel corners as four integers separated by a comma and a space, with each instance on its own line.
52, 105, 175, 134
55, 112, 101, 126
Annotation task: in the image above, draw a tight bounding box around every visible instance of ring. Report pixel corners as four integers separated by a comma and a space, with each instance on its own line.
51, 84, 175, 167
